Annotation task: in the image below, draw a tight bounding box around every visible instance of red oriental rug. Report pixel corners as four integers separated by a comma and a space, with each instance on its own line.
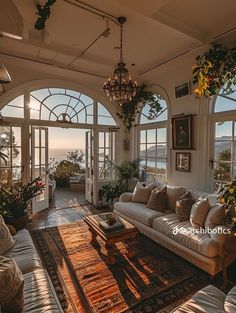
31, 221, 208, 313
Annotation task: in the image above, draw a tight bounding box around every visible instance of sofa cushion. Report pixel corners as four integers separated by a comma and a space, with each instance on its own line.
175, 191, 195, 222
190, 198, 210, 229
0, 215, 15, 254
132, 182, 154, 203
4, 229, 42, 274
114, 201, 164, 226
147, 187, 167, 212
152, 213, 219, 257
119, 192, 133, 202
225, 286, 236, 313
204, 203, 225, 229
167, 186, 186, 210
172, 285, 226, 313
22, 269, 63, 313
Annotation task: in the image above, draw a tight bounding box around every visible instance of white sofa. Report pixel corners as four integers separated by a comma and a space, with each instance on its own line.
2, 228, 63, 313
172, 284, 236, 313
114, 185, 231, 276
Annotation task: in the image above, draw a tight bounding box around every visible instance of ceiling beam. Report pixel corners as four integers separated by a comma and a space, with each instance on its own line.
151, 11, 209, 43
0, 35, 114, 70
117, 0, 170, 17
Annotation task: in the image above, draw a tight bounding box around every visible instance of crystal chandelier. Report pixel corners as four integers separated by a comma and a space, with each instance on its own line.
103, 16, 138, 105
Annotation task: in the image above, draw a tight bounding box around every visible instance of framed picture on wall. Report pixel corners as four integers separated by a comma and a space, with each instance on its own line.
176, 152, 191, 172
175, 81, 190, 98
172, 114, 193, 150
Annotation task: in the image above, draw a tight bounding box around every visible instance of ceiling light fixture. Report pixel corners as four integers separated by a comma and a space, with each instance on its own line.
103, 16, 138, 105
0, 64, 12, 95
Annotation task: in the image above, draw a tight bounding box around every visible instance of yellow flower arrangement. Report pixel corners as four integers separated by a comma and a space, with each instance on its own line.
218, 181, 236, 206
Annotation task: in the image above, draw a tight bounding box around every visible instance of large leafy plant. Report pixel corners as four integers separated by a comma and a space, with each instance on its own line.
0, 177, 45, 218
99, 160, 140, 206
116, 85, 163, 131
192, 44, 236, 97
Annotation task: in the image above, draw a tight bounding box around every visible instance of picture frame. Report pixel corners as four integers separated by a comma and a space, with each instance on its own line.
176, 152, 191, 172
172, 114, 193, 150
175, 81, 190, 98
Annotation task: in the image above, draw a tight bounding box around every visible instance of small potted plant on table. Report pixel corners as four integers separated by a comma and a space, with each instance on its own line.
0, 177, 45, 230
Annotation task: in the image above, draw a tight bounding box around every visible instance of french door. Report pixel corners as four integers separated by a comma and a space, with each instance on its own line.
31, 126, 49, 213
85, 130, 94, 203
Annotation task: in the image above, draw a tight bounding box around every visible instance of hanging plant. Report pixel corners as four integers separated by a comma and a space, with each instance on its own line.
192, 44, 236, 98
116, 85, 163, 131
35, 0, 56, 30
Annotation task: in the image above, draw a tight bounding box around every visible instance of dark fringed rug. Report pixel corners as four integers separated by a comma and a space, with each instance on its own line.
31, 222, 208, 313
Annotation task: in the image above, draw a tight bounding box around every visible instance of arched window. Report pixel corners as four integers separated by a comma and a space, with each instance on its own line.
139, 95, 168, 124
212, 85, 236, 190
1, 88, 117, 126
138, 94, 168, 183
0, 87, 117, 183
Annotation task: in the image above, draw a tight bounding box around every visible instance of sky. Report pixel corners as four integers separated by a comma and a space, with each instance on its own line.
48, 127, 86, 150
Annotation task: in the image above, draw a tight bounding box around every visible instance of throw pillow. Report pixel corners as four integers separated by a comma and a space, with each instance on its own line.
175, 191, 195, 222
204, 203, 225, 229
147, 187, 167, 212
6, 224, 17, 236
0, 216, 15, 254
0, 256, 24, 313
167, 186, 186, 210
132, 182, 154, 203
190, 198, 210, 229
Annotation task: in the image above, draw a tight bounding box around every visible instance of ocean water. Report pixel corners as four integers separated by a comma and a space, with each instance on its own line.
48, 149, 166, 170
49, 148, 76, 162
140, 159, 166, 169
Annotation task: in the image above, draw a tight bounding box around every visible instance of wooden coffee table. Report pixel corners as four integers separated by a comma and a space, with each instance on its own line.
84, 213, 139, 265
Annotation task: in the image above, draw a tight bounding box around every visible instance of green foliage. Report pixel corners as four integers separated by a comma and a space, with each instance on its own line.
116, 85, 163, 131
99, 159, 140, 206
67, 150, 84, 175
0, 177, 45, 218
214, 149, 231, 182
114, 160, 140, 192
35, 0, 56, 30
219, 180, 236, 206
54, 160, 74, 178
99, 183, 121, 204
192, 44, 236, 97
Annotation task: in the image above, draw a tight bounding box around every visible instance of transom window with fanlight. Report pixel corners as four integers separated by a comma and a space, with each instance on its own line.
137, 94, 168, 183
212, 84, 236, 191
1, 88, 117, 126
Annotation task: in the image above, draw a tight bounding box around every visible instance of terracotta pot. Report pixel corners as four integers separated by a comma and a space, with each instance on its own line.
4, 214, 29, 231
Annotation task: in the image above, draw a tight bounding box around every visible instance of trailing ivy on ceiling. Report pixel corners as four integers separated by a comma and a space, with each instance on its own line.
192, 44, 236, 98
35, 0, 56, 30
116, 85, 163, 131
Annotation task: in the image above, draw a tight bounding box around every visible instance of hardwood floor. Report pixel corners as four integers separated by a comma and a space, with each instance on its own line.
27, 188, 110, 231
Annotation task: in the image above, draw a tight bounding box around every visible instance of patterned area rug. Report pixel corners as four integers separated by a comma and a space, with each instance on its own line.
31, 221, 208, 313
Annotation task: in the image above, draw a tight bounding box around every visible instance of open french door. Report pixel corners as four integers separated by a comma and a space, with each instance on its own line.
31, 126, 49, 213
85, 130, 94, 203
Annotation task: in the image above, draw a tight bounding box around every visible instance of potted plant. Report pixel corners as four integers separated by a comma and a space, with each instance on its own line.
114, 160, 140, 192
0, 177, 45, 230
218, 181, 236, 229
192, 44, 236, 98
116, 84, 163, 131
99, 183, 121, 209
